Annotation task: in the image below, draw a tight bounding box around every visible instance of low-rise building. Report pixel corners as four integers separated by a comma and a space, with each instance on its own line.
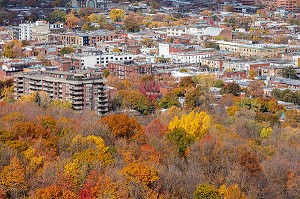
107, 61, 152, 79
217, 41, 300, 58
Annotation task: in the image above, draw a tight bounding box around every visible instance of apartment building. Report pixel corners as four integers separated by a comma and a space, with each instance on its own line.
169, 52, 211, 64
19, 23, 34, 41
19, 21, 64, 42
65, 52, 134, 69
48, 31, 124, 47
14, 70, 109, 115
107, 61, 152, 79
277, 0, 297, 11
217, 41, 300, 58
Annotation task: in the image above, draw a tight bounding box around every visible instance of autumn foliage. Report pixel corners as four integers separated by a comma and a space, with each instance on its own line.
0, 87, 299, 198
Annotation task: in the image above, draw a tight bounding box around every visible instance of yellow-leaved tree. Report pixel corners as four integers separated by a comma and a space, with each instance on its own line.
64, 135, 114, 186
169, 111, 210, 138
0, 156, 28, 197
121, 162, 159, 187
219, 184, 246, 199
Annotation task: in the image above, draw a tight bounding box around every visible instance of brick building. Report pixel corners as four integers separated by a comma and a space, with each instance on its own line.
107, 61, 152, 79
14, 70, 108, 115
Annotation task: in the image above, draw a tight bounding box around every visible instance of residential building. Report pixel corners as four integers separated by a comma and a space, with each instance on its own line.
14, 70, 109, 115
65, 52, 134, 69
107, 61, 152, 79
48, 30, 124, 47
19, 23, 34, 41
169, 51, 211, 64
217, 41, 300, 58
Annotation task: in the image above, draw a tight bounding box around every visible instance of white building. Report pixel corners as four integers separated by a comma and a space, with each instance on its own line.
19, 23, 34, 40
19, 21, 63, 41
65, 53, 134, 68
169, 52, 211, 64
166, 25, 211, 37
158, 43, 170, 57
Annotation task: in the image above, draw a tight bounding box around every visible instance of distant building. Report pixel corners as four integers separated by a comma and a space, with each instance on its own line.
107, 61, 152, 79
65, 52, 134, 69
14, 70, 109, 115
19, 21, 64, 42
217, 41, 300, 58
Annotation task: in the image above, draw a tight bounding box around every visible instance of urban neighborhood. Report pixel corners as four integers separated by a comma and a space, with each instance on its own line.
0, 0, 299, 198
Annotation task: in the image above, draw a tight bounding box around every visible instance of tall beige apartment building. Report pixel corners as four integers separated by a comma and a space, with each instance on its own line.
14, 70, 108, 115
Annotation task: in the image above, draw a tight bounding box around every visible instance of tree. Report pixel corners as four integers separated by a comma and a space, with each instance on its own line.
3, 40, 23, 58
219, 185, 246, 199
225, 5, 234, 12
166, 127, 194, 156
215, 79, 224, 88
34, 185, 77, 199
102, 69, 110, 78
101, 114, 143, 139
249, 69, 257, 79
281, 66, 299, 79
179, 76, 196, 88
48, 10, 66, 23
65, 14, 79, 29
60, 46, 75, 55
1, 86, 14, 102
124, 12, 143, 32
260, 127, 272, 139
109, 8, 125, 22
159, 93, 180, 109
117, 90, 152, 114
121, 162, 159, 187
221, 82, 242, 96
88, 13, 106, 23
169, 111, 211, 138
194, 184, 221, 199
0, 156, 27, 198
140, 38, 154, 48
246, 81, 264, 98
138, 78, 160, 101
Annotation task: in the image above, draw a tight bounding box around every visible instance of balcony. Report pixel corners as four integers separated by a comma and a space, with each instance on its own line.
70, 91, 84, 95
72, 96, 83, 100
70, 86, 83, 91
72, 100, 83, 105
99, 98, 108, 102
73, 105, 83, 110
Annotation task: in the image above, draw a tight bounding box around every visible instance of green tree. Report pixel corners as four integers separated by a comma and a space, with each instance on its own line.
48, 10, 66, 23
159, 93, 180, 109
194, 184, 221, 199
214, 79, 224, 88
166, 127, 194, 156
281, 66, 299, 79
60, 46, 75, 55
102, 69, 110, 78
